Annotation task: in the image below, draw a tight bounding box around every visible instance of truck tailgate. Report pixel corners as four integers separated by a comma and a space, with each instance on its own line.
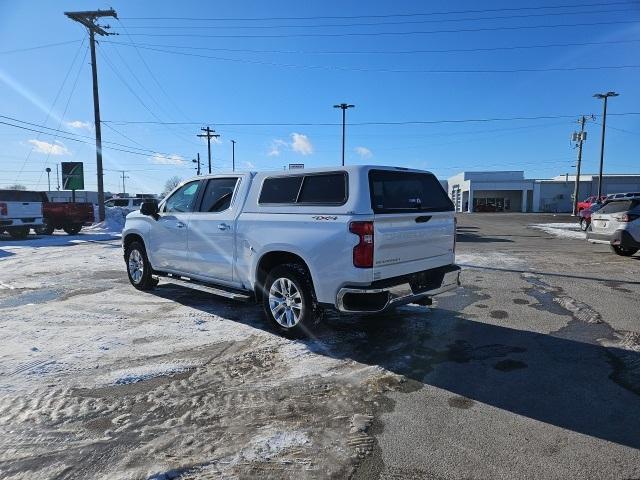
368, 169, 456, 281
373, 212, 454, 279
4, 201, 42, 219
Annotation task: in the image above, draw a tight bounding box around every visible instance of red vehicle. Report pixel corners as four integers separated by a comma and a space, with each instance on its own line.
577, 195, 607, 213
35, 192, 94, 235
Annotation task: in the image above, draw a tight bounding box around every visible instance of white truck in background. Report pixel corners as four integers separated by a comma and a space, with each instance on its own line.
122, 165, 460, 335
0, 190, 44, 239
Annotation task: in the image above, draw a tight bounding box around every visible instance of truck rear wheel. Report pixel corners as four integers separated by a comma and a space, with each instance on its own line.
8, 227, 29, 239
611, 245, 638, 257
125, 241, 158, 290
263, 264, 318, 336
63, 224, 82, 235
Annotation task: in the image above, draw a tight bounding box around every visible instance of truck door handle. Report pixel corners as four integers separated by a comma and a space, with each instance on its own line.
176, 221, 186, 228
218, 223, 231, 230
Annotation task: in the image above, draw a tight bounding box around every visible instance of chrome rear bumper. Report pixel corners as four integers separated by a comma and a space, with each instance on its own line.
336, 265, 461, 313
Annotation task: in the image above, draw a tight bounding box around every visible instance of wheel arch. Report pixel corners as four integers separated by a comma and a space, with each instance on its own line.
254, 250, 315, 301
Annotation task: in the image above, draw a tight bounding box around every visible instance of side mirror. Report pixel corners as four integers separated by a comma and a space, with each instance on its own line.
140, 201, 159, 218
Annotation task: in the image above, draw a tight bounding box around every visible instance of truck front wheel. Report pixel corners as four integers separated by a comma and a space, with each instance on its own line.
125, 241, 158, 290
35, 220, 55, 235
263, 264, 318, 336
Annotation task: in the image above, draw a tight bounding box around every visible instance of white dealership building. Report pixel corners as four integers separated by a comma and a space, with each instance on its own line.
446, 171, 640, 213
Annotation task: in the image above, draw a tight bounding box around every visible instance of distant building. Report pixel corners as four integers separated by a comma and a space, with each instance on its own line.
447, 171, 640, 213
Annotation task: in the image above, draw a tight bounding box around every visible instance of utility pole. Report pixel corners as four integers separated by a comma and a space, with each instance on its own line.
45, 167, 51, 192
65, 8, 117, 222
56, 164, 60, 190
119, 170, 129, 195
333, 103, 355, 166
197, 126, 220, 174
231, 140, 236, 172
593, 91, 619, 199
192, 153, 201, 175
571, 115, 590, 216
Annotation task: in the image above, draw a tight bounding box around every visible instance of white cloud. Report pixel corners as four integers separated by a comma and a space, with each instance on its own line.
242, 161, 256, 169
66, 120, 93, 131
268, 139, 288, 157
291, 133, 313, 155
28, 139, 70, 156
355, 146, 373, 159
150, 153, 185, 165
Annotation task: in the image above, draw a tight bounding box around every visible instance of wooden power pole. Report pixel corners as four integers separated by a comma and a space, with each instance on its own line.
571, 116, 589, 216
64, 8, 117, 222
197, 126, 220, 174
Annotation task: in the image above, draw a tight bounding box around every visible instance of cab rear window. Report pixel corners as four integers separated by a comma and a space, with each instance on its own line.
369, 170, 454, 213
598, 199, 639, 214
0, 190, 46, 202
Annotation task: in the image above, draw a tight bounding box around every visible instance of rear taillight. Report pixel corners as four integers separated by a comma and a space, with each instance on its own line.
0, 202, 7, 216
349, 221, 374, 268
614, 213, 640, 222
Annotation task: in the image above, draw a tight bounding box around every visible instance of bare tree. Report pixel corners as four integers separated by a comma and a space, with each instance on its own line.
161, 176, 182, 198
2, 184, 27, 190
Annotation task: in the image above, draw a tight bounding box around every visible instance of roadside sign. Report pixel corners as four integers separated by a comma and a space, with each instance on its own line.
61, 162, 84, 190
289, 163, 304, 169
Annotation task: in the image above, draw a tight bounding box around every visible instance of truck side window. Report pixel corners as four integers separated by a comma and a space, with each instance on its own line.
298, 173, 346, 204
199, 178, 239, 213
259, 176, 303, 204
164, 181, 200, 213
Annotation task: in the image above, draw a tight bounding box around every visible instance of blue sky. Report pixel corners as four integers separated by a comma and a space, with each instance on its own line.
1, 0, 639, 194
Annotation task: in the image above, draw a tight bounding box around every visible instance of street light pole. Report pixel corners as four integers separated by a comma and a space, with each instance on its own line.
593, 91, 619, 199
333, 103, 355, 166
45, 167, 51, 192
231, 140, 236, 172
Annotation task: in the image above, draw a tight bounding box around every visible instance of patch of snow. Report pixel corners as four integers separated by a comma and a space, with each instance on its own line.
530, 222, 585, 240
243, 430, 310, 461
85, 207, 133, 233
456, 252, 525, 269
104, 362, 197, 386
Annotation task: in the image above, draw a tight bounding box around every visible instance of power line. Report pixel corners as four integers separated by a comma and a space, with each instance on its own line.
106, 43, 640, 74
0, 39, 83, 55
103, 37, 640, 56
119, 1, 638, 21
115, 19, 640, 39
112, 7, 635, 30
101, 112, 640, 127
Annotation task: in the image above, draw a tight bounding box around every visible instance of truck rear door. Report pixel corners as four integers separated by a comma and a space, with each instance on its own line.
368, 169, 455, 280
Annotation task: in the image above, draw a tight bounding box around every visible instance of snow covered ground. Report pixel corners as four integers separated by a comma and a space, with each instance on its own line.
529, 222, 586, 240
0, 235, 393, 479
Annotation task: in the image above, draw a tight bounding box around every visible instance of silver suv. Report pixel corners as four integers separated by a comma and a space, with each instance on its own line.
587, 195, 640, 256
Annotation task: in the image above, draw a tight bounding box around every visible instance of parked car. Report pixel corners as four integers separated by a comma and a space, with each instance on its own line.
578, 202, 605, 231
35, 192, 94, 235
105, 197, 147, 209
122, 166, 461, 335
577, 195, 607, 212
0, 190, 43, 239
587, 195, 640, 256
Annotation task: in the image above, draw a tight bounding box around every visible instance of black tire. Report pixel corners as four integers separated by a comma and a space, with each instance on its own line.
125, 241, 158, 290
63, 224, 82, 235
35, 220, 55, 235
611, 245, 639, 257
262, 263, 319, 336
579, 218, 589, 232
8, 227, 29, 239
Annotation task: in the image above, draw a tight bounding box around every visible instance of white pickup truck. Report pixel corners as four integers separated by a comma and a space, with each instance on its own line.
0, 190, 44, 239
122, 166, 460, 335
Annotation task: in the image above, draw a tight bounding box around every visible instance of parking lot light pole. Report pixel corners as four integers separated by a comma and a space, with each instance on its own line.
333, 103, 354, 166
593, 91, 619, 199
45, 167, 51, 191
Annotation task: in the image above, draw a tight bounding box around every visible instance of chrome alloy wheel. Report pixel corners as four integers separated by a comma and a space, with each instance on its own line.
128, 249, 144, 284
268, 277, 303, 328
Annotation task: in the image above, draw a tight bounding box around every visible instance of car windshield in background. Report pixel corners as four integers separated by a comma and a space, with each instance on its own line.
0, 190, 46, 202
369, 170, 454, 213
598, 199, 639, 214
